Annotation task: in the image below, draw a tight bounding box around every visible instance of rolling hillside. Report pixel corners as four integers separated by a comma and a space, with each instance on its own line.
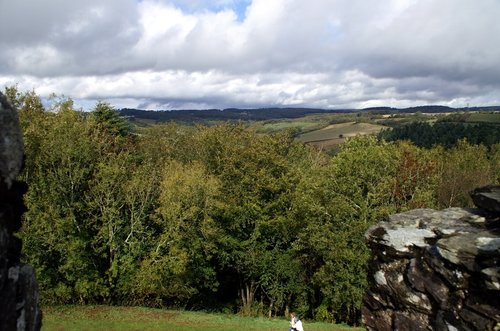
298, 122, 387, 149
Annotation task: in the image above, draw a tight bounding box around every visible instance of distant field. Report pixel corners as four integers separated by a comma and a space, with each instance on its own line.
465, 112, 500, 123
257, 119, 324, 133
129, 118, 158, 127
255, 113, 356, 134
298, 122, 387, 149
42, 306, 362, 331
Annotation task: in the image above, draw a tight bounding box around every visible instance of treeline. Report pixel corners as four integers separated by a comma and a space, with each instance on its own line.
120, 107, 353, 123
121, 105, 500, 124
6, 87, 500, 325
379, 121, 500, 148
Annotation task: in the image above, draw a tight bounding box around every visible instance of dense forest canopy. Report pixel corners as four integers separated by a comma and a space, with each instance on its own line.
6, 86, 500, 325
379, 121, 500, 148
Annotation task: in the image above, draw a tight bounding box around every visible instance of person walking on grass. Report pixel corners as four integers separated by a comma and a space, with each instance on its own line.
289, 312, 304, 331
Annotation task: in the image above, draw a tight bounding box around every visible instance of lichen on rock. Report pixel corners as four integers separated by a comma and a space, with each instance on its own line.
363, 186, 500, 330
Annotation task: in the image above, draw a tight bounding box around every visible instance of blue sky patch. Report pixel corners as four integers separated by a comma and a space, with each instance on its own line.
171, 0, 250, 22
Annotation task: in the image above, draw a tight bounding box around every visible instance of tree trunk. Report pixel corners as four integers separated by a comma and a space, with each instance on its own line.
285, 293, 292, 318
240, 280, 257, 315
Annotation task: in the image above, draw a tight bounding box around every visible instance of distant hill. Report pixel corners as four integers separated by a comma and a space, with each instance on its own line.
119, 107, 353, 123
362, 105, 454, 113
363, 105, 500, 114
119, 105, 500, 123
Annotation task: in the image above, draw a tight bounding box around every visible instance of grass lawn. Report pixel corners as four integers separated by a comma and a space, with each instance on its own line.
42, 306, 363, 331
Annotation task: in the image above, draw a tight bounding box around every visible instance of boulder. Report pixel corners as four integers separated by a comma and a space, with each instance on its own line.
0, 93, 23, 189
363, 191, 500, 331
470, 186, 500, 214
0, 92, 42, 331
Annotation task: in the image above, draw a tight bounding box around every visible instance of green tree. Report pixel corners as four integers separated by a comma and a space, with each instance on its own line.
89, 101, 132, 137
389, 142, 441, 210
4, 85, 22, 109
133, 160, 221, 305
291, 136, 399, 323
438, 140, 494, 207
20, 101, 106, 303
490, 143, 500, 184
174, 125, 313, 316
291, 136, 443, 324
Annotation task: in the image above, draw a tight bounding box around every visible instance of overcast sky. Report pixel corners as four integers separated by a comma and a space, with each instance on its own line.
1, 0, 500, 110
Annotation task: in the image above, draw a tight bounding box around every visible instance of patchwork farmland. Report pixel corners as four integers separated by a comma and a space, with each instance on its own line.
298, 121, 387, 150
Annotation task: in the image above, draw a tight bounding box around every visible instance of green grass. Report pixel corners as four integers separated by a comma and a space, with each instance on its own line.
298, 122, 386, 143
255, 113, 365, 134
42, 306, 362, 331
465, 112, 500, 123
257, 120, 323, 133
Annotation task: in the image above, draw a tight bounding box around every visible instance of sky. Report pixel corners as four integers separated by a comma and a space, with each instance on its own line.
1, 0, 500, 110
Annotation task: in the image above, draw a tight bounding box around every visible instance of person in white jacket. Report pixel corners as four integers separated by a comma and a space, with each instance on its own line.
289, 312, 304, 331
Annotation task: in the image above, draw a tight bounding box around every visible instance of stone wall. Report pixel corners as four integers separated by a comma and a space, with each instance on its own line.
0, 92, 42, 331
362, 186, 500, 330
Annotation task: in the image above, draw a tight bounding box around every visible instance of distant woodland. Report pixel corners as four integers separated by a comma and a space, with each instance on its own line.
379, 121, 500, 148
120, 105, 500, 123
5, 86, 500, 325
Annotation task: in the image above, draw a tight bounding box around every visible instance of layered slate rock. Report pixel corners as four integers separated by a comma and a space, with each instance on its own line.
0, 92, 42, 331
471, 186, 500, 214
363, 199, 500, 331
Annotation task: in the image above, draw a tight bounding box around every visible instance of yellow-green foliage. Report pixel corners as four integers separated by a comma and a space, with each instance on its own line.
9, 86, 499, 326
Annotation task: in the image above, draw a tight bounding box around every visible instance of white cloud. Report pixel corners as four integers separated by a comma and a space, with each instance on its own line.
1, 0, 500, 109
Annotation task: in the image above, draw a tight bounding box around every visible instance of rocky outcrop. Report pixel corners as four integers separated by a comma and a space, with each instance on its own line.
0, 92, 42, 331
471, 186, 500, 214
363, 188, 500, 330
